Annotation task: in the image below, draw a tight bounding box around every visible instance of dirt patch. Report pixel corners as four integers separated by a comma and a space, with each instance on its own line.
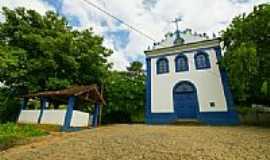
1, 124, 270, 160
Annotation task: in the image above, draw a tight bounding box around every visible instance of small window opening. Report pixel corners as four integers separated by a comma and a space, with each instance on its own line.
210, 102, 215, 107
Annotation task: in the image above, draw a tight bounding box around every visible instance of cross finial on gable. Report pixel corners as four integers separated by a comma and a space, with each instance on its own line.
172, 17, 184, 45
172, 17, 182, 32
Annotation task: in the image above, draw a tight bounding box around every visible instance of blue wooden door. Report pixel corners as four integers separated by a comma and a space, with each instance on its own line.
173, 82, 198, 119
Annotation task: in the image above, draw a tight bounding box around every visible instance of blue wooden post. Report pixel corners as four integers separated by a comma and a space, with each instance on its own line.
92, 103, 99, 128
62, 96, 75, 131
20, 98, 29, 110
18, 98, 28, 121
37, 97, 46, 124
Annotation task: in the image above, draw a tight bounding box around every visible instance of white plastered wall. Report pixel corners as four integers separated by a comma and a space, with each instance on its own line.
18, 109, 91, 127
150, 48, 227, 113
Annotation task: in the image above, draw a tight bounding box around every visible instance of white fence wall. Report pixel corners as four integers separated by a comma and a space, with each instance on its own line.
18, 109, 91, 127
41, 110, 66, 125
71, 111, 91, 127
18, 110, 40, 123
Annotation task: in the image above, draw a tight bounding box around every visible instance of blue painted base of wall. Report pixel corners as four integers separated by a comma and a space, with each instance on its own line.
146, 111, 240, 125
197, 111, 240, 125
145, 113, 177, 124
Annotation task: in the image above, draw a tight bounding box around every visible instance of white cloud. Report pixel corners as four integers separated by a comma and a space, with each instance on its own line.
103, 38, 130, 70
92, 0, 269, 70
0, 0, 54, 23
1, 0, 269, 71
0, 0, 54, 15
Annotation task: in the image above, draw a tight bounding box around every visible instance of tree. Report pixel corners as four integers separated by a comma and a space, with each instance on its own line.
221, 4, 270, 104
0, 7, 112, 95
127, 61, 144, 75
103, 61, 145, 123
0, 87, 20, 123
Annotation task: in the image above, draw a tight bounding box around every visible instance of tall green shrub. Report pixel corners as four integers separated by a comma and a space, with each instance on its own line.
0, 88, 20, 123
102, 61, 145, 123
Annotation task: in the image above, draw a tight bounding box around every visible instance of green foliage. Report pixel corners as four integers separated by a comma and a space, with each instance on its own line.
0, 7, 112, 123
0, 123, 47, 150
236, 105, 255, 116
0, 88, 20, 123
221, 4, 270, 104
127, 61, 144, 75
103, 61, 145, 123
0, 7, 146, 124
0, 7, 112, 94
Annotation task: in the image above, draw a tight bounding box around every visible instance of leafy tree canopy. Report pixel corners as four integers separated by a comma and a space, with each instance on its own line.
221, 4, 270, 104
0, 7, 112, 95
127, 61, 144, 75
103, 61, 145, 123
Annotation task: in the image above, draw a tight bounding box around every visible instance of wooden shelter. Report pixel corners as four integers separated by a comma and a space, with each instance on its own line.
20, 85, 105, 131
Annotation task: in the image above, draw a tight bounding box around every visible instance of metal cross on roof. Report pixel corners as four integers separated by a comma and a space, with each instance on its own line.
172, 17, 182, 32
172, 17, 184, 45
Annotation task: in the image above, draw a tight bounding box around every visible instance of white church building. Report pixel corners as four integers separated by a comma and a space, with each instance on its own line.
145, 29, 239, 125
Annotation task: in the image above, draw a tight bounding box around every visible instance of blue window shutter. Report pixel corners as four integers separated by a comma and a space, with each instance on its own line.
156, 57, 169, 74
175, 54, 189, 72
195, 51, 211, 69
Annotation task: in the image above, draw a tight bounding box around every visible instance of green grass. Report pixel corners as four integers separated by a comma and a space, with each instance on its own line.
0, 123, 48, 150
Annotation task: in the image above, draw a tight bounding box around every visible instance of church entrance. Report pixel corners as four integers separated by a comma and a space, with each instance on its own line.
173, 81, 199, 119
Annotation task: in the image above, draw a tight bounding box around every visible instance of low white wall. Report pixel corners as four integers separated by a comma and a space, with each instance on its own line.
18, 110, 40, 124
41, 110, 66, 126
18, 109, 91, 127
71, 111, 90, 127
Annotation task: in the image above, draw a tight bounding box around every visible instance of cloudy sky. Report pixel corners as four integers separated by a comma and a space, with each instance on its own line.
0, 0, 269, 70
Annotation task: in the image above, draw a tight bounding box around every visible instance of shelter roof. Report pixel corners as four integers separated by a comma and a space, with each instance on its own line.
23, 85, 105, 105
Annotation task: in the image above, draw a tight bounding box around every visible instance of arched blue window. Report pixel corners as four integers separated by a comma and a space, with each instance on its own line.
194, 51, 211, 69
175, 55, 188, 72
156, 57, 169, 74
174, 81, 195, 93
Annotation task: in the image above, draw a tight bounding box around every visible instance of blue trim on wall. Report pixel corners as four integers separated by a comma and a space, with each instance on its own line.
145, 57, 177, 124
146, 113, 177, 124
175, 54, 189, 72
145, 57, 151, 121
37, 97, 46, 124
62, 96, 75, 131
194, 51, 211, 70
197, 111, 239, 125
212, 46, 239, 124
214, 47, 237, 112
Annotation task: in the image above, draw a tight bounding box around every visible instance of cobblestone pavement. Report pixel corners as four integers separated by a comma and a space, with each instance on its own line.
1, 124, 270, 160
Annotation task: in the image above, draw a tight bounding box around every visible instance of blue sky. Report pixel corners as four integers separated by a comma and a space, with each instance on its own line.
0, 0, 269, 70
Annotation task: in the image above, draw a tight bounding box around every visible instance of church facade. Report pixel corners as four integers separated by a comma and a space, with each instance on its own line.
145, 29, 239, 125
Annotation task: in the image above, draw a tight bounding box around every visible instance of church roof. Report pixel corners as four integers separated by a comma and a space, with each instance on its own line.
145, 37, 221, 57
144, 28, 220, 57
150, 29, 212, 50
